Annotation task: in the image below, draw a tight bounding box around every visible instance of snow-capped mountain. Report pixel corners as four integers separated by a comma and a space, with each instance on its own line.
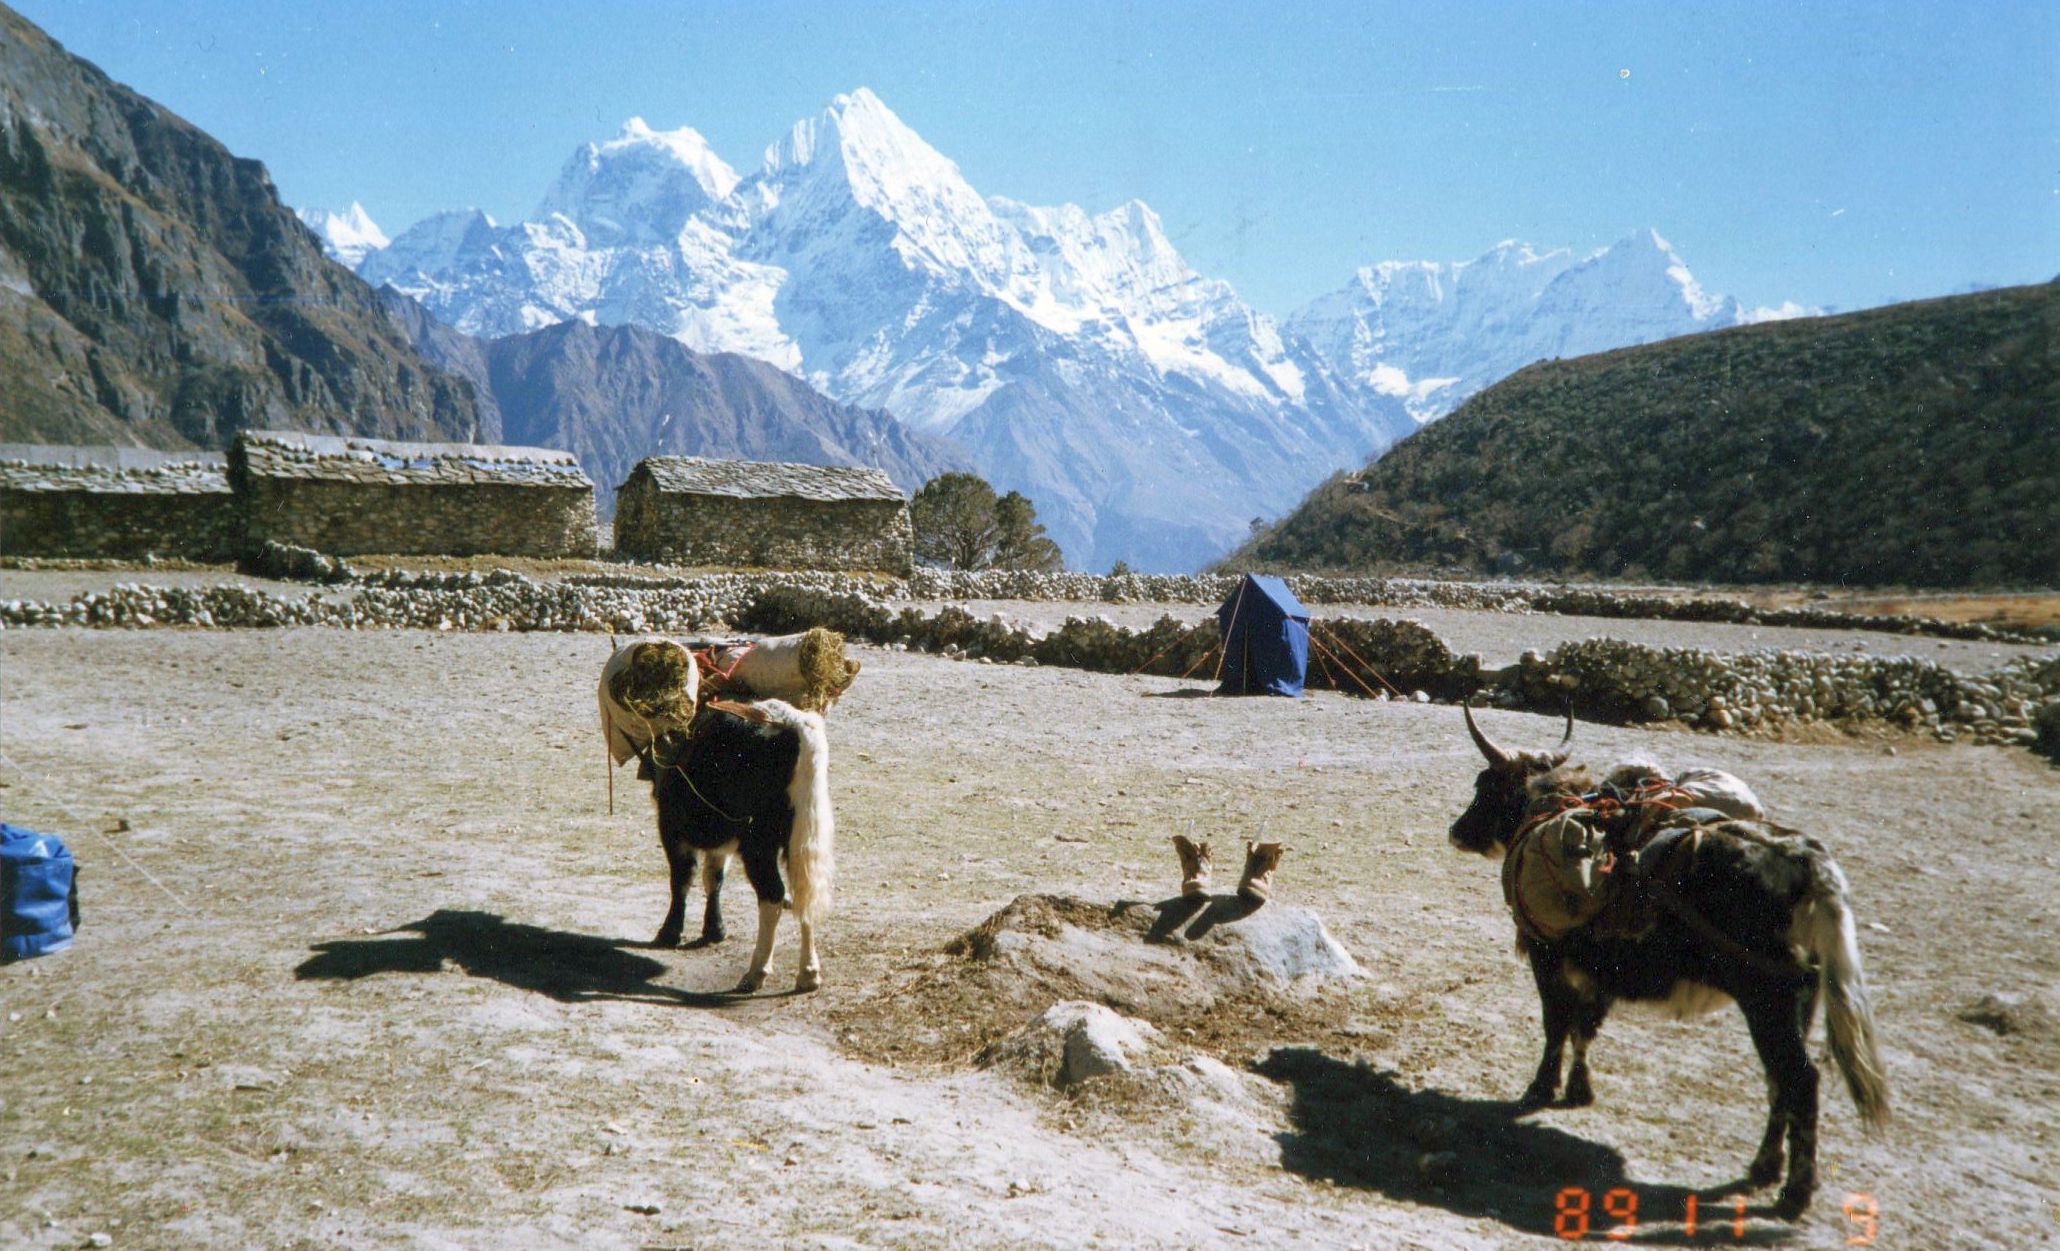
338, 91, 1414, 571
297, 201, 389, 268
1286, 230, 1812, 423
535, 117, 739, 248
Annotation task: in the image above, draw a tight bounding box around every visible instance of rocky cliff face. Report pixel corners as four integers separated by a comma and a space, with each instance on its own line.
384, 294, 970, 512
0, 5, 480, 450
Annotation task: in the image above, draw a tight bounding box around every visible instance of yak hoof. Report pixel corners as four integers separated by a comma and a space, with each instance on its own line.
652, 927, 682, 948
733, 971, 766, 994
1561, 1072, 1595, 1107
1515, 1081, 1557, 1112
795, 968, 822, 993
1747, 1152, 1785, 1189
1772, 1183, 1813, 1222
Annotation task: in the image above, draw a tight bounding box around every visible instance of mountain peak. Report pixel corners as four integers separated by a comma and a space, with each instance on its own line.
1601, 226, 1677, 260
533, 118, 739, 246
762, 87, 964, 200
297, 201, 390, 266
741, 87, 1021, 286
1583, 228, 1734, 321
827, 86, 888, 117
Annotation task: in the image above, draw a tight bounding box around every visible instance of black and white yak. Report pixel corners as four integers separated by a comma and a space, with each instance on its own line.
1448, 703, 1890, 1219
639, 699, 834, 994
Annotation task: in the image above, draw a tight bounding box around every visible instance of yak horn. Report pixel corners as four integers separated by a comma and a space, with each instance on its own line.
1462, 699, 1510, 767
1558, 703, 1576, 750
709, 699, 772, 725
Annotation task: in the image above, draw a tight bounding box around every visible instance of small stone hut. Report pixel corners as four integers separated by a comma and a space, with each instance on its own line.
613, 457, 912, 573
0, 445, 237, 560
231, 431, 597, 558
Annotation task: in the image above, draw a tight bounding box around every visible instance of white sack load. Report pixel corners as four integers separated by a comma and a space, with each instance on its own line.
599, 637, 701, 766
706, 628, 859, 714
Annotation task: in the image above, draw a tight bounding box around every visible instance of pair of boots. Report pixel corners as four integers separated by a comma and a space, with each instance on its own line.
1173, 834, 1283, 904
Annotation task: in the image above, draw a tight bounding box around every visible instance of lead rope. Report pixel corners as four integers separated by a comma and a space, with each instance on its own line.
0, 747, 195, 915
659, 756, 751, 827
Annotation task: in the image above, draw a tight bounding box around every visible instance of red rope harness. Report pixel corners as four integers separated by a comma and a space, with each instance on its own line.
1509, 779, 1698, 878
693, 643, 755, 691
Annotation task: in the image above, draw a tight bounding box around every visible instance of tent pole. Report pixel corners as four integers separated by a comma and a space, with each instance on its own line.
1211, 579, 1247, 688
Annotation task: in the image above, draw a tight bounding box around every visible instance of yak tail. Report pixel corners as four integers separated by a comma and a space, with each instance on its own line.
1799, 854, 1892, 1129
762, 700, 834, 927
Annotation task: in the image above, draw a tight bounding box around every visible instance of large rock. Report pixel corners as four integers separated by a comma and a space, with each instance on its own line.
949, 894, 1359, 1024
1140, 894, 1363, 983
983, 1000, 1163, 1088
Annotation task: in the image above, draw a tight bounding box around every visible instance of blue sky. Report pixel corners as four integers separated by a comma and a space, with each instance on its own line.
19, 1, 2057, 316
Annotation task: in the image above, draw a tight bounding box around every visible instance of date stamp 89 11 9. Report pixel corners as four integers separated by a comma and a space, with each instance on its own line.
1550, 1188, 1879, 1243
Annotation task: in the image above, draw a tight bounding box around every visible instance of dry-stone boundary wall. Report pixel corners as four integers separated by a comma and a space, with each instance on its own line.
5, 568, 2054, 753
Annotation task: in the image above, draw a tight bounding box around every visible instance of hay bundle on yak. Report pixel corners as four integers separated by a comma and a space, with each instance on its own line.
704, 628, 860, 714
599, 638, 701, 771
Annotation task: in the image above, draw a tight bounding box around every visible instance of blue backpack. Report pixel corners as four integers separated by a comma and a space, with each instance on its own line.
1, 823, 78, 962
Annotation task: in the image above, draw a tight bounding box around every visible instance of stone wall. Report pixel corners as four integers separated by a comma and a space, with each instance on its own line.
241, 479, 596, 558
1, 488, 240, 560
614, 486, 913, 574
4, 574, 2055, 751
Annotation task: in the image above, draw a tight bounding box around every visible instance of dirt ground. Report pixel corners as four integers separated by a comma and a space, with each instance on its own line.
2, 616, 2056, 1249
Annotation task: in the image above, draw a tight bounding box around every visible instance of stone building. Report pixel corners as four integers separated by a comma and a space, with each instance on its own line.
231, 431, 596, 558
0, 445, 238, 559
613, 457, 912, 573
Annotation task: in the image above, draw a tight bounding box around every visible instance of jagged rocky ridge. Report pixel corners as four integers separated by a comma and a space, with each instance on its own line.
0, 5, 481, 449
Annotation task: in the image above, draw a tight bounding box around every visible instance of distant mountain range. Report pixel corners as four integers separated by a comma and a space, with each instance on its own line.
312, 91, 1812, 570
1285, 231, 1816, 424
326, 92, 1419, 570
1231, 281, 2060, 588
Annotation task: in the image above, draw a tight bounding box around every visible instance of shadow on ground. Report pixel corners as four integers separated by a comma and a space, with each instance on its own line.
1255, 1046, 1796, 1245
295, 908, 745, 1007
1129, 893, 1261, 942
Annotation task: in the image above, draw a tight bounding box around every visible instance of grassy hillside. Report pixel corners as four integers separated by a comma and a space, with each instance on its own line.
1233, 281, 2059, 588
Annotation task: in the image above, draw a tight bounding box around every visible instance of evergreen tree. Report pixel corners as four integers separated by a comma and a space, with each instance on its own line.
911, 473, 1065, 571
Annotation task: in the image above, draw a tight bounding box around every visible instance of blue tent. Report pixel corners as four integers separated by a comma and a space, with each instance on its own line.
1215, 573, 1310, 697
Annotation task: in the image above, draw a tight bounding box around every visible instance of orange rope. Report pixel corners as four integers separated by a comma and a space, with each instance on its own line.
1308, 635, 1342, 693
695, 643, 755, 688
1128, 627, 1205, 677
1177, 642, 1220, 683
1310, 624, 1406, 698
1210, 581, 1247, 686
1307, 633, 1383, 701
